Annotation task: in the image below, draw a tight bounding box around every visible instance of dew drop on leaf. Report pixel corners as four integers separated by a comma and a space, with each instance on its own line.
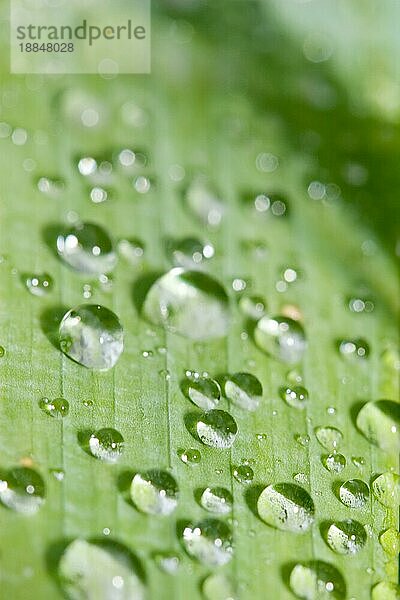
38, 397, 69, 418
254, 316, 306, 364
257, 483, 315, 533
203, 573, 236, 600
280, 385, 308, 410
200, 487, 233, 514
289, 560, 346, 599
179, 448, 201, 466
184, 176, 225, 228
339, 338, 370, 359
223, 372, 263, 411
88, 428, 124, 463
233, 464, 254, 484
153, 552, 180, 574
117, 238, 145, 265
372, 472, 399, 507
315, 426, 343, 452
182, 518, 233, 567
196, 410, 238, 449
180, 373, 220, 410
339, 479, 369, 508
130, 470, 178, 516
59, 304, 124, 370
0, 467, 45, 515
238, 294, 267, 320
57, 222, 117, 275
322, 453, 346, 474
166, 236, 214, 269
379, 528, 400, 557
356, 400, 400, 453
324, 519, 367, 555
24, 273, 53, 296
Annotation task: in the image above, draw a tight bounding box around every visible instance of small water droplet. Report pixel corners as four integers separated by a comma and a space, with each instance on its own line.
348, 297, 375, 313
356, 400, 400, 453
322, 453, 346, 474
59, 304, 124, 370
222, 372, 262, 412
154, 552, 180, 574
83, 399, 94, 408
90, 186, 109, 204
238, 295, 267, 321
339, 479, 369, 508
130, 470, 178, 516
24, 273, 53, 296
324, 519, 367, 555
257, 483, 315, 533
286, 369, 303, 384
0, 467, 45, 514
351, 456, 365, 469
50, 469, 65, 481
182, 518, 233, 566
37, 176, 65, 196
203, 573, 236, 600
38, 397, 69, 418
315, 427, 343, 452
295, 434, 310, 447
233, 464, 254, 484
57, 222, 117, 275
256, 433, 267, 441
133, 175, 153, 194
231, 278, 248, 293
379, 528, 400, 557
339, 338, 370, 359
184, 176, 225, 227
372, 472, 399, 507
179, 448, 201, 466
166, 237, 214, 269
255, 316, 306, 364
196, 410, 238, 449
289, 561, 346, 599
0, 346, 5, 357
280, 385, 308, 410
180, 373, 220, 410
118, 238, 145, 264
200, 487, 233, 514
88, 428, 124, 463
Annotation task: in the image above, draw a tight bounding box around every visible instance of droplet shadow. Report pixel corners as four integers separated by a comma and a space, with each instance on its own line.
183, 411, 202, 443
40, 305, 68, 350
116, 469, 136, 508
244, 483, 265, 523
131, 271, 163, 314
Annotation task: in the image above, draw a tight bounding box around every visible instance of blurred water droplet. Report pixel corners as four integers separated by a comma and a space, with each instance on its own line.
379, 528, 400, 557
58, 539, 145, 599
238, 295, 267, 321
200, 487, 233, 514
356, 400, 400, 453
223, 372, 262, 411
257, 483, 315, 533
154, 552, 180, 574
322, 453, 346, 474
233, 464, 254, 484
142, 268, 230, 340
324, 519, 367, 555
89, 428, 124, 463
24, 273, 53, 296
180, 373, 220, 410
39, 397, 69, 418
37, 176, 65, 196
287, 369, 303, 384
203, 573, 236, 600
50, 469, 65, 481
179, 448, 201, 466
196, 410, 238, 449
372, 472, 399, 507
78, 156, 97, 176
90, 186, 108, 204
255, 316, 306, 364
280, 385, 308, 410
339, 338, 370, 359
59, 304, 124, 370
133, 175, 153, 194
256, 152, 279, 172
166, 237, 214, 269
289, 561, 346, 599
57, 222, 117, 275
339, 479, 369, 508
256, 433, 267, 441
348, 297, 375, 313
184, 176, 225, 227
130, 470, 178, 515
0, 467, 45, 514
182, 518, 233, 566
118, 238, 145, 265
315, 427, 343, 452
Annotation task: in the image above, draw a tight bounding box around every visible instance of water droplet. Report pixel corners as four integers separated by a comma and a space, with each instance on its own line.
83, 399, 94, 408
38, 397, 69, 418
133, 175, 153, 194
295, 434, 310, 447
130, 470, 178, 516
315, 427, 343, 452
154, 552, 180, 574
203, 573, 236, 600
200, 487, 233, 514
371, 581, 400, 600
196, 410, 238, 449
233, 464, 254, 484
58, 539, 145, 599
255, 316, 306, 364
324, 519, 367, 555
118, 238, 145, 264
286, 369, 303, 384
356, 400, 400, 453
348, 297, 375, 313
180, 374, 220, 410
339, 479, 369, 508
222, 372, 262, 412
322, 453, 346, 474
379, 528, 400, 557
351, 456, 365, 469
256, 433, 267, 441
184, 176, 225, 227
90, 186, 108, 204
372, 472, 399, 507
166, 237, 214, 269
0, 467, 45, 514
238, 295, 267, 320
231, 278, 248, 293
257, 483, 315, 533
339, 338, 370, 359
289, 561, 346, 599
57, 222, 117, 275
88, 428, 124, 463
50, 469, 65, 481
182, 518, 233, 567
0, 346, 4, 357
142, 268, 229, 340
37, 176, 65, 196
59, 304, 124, 370
280, 385, 308, 410
179, 448, 201, 466
24, 273, 53, 296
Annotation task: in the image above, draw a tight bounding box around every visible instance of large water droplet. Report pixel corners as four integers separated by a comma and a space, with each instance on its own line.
371, 581, 400, 600
257, 483, 315, 533
254, 316, 306, 364
372, 472, 399, 507
356, 400, 400, 453
88, 428, 124, 463
324, 519, 367, 554
57, 222, 117, 275
182, 518, 233, 566
142, 268, 229, 340
203, 573, 236, 600
322, 453, 346, 474
196, 410, 238, 449
58, 539, 145, 600
180, 373, 220, 410
289, 561, 346, 599
59, 304, 124, 370
39, 397, 69, 418
315, 427, 343, 452
280, 385, 308, 410
339, 479, 369, 508
223, 372, 262, 411
0, 467, 45, 514
24, 273, 53, 296
200, 487, 233, 514
130, 470, 178, 515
